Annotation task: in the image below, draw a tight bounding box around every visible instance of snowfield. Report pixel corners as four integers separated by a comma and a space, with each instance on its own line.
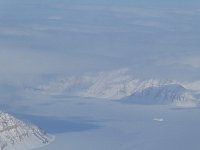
9, 96, 200, 150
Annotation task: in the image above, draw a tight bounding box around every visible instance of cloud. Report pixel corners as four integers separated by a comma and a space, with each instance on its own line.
0, 49, 88, 76
0, 48, 126, 78
31, 23, 130, 34
0, 27, 30, 36
47, 16, 63, 20
176, 56, 200, 68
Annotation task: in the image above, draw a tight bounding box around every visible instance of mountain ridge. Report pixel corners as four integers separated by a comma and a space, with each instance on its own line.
28, 70, 200, 107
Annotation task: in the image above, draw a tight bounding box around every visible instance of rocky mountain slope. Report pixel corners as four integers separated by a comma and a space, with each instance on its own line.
0, 112, 52, 150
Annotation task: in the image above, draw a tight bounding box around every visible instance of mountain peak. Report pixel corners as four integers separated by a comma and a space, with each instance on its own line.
123, 83, 197, 107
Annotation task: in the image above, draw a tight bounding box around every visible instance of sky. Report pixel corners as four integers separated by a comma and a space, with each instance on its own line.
0, 0, 200, 82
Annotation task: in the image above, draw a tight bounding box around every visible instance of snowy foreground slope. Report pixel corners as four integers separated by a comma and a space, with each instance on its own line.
0, 112, 53, 150
31, 70, 199, 107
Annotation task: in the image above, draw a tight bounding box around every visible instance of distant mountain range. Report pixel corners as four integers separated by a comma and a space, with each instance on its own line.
30, 69, 199, 107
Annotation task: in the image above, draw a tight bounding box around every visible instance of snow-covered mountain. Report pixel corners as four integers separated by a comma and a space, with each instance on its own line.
122, 84, 197, 107
0, 112, 52, 150
29, 69, 199, 107
33, 69, 135, 99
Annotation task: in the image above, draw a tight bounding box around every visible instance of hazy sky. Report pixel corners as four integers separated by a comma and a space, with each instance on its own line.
0, 0, 200, 82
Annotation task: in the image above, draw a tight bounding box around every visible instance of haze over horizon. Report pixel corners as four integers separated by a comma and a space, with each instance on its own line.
1, 0, 200, 82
